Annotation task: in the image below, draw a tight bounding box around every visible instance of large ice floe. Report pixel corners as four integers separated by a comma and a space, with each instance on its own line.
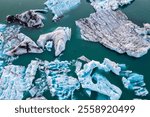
44, 0, 81, 21
89, 0, 134, 11
6, 9, 46, 28
76, 9, 150, 58
37, 27, 71, 56
0, 25, 43, 56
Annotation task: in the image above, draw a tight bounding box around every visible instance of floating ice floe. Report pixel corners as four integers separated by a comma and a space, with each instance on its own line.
37, 27, 71, 56
6, 10, 46, 28
0, 25, 43, 56
89, 0, 134, 11
76, 9, 150, 58
76, 59, 122, 100
122, 73, 149, 96
44, 0, 81, 21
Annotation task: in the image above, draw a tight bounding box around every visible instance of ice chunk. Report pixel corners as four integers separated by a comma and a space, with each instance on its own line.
45, 0, 81, 21
47, 76, 80, 100
77, 60, 122, 100
39, 59, 80, 100
45, 41, 53, 52
89, 0, 134, 11
76, 10, 150, 58
0, 25, 43, 56
37, 27, 71, 56
122, 73, 149, 96
6, 10, 45, 28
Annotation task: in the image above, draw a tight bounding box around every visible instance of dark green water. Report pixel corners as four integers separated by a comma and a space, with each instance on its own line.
0, 0, 150, 100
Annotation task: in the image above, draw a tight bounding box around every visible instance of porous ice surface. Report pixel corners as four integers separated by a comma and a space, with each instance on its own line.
44, 0, 81, 21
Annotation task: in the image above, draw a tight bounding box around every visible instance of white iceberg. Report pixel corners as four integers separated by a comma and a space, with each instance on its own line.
37, 27, 71, 56
45, 0, 81, 21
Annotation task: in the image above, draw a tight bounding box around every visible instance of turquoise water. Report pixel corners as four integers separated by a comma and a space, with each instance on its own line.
0, 0, 150, 100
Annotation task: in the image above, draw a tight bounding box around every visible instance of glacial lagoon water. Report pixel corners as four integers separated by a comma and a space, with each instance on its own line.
0, 0, 150, 100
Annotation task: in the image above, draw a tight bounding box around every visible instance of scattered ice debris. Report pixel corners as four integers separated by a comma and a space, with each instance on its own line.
44, 0, 81, 21
76, 9, 150, 58
0, 56, 148, 100
37, 27, 71, 56
122, 73, 149, 96
0, 25, 43, 56
6, 10, 45, 28
89, 0, 134, 11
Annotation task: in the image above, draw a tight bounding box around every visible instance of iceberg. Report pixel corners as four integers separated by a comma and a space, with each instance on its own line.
122, 73, 149, 96
37, 27, 71, 56
76, 10, 150, 58
6, 10, 45, 28
76, 60, 122, 100
44, 0, 81, 21
0, 25, 43, 56
89, 0, 134, 11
